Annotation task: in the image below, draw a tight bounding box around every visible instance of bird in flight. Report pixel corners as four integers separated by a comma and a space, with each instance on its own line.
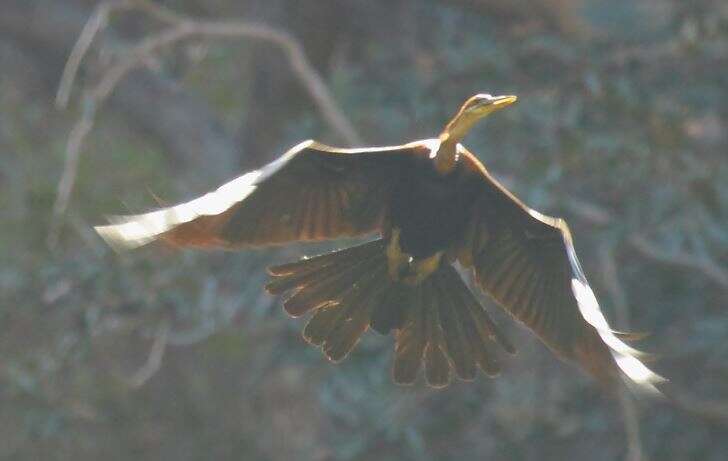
96, 93, 662, 391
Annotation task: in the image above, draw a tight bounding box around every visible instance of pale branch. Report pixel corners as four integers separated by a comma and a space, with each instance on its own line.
668, 391, 728, 424
55, 1, 130, 109
618, 389, 645, 461
597, 242, 630, 327
629, 235, 728, 290
68, 212, 107, 258
564, 198, 612, 226
48, 98, 96, 249
161, 20, 362, 146
126, 320, 170, 389
131, 0, 189, 25
92, 25, 195, 103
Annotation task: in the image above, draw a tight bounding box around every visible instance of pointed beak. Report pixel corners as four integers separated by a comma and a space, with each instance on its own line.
491, 95, 518, 108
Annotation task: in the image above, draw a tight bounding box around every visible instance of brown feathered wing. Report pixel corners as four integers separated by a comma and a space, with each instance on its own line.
457, 147, 663, 392
96, 140, 423, 249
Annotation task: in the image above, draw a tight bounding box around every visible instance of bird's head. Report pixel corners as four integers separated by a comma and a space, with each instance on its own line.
459, 93, 518, 120
435, 93, 517, 174
440, 93, 517, 146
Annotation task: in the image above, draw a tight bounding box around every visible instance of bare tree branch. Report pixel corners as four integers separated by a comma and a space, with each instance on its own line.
55, 1, 129, 109
48, 97, 96, 249
126, 320, 170, 389
598, 243, 630, 327
132, 0, 189, 24
618, 390, 644, 461
92, 25, 194, 102
668, 390, 728, 424
170, 22, 361, 146
629, 235, 728, 290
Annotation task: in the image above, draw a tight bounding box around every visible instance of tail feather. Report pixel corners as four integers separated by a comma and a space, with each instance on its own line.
269, 241, 385, 317
266, 239, 514, 387
282, 256, 378, 317
265, 261, 342, 295
434, 274, 477, 381
268, 240, 383, 276
322, 267, 388, 362
393, 288, 426, 384
369, 288, 409, 335
303, 305, 341, 346
451, 289, 501, 376
454, 273, 516, 355
423, 343, 452, 387
422, 283, 451, 387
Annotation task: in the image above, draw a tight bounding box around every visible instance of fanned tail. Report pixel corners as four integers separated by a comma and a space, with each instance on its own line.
267, 240, 389, 364
266, 240, 513, 387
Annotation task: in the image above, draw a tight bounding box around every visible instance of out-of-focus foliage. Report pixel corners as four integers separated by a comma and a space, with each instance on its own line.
1, 0, 727, 459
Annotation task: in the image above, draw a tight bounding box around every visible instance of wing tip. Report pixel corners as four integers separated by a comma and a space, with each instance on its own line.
573, 328, 665, 397
611, 339, 667, 394
94, 219, 154, 251
94, 208, 176, 251
570, 277, 666, 393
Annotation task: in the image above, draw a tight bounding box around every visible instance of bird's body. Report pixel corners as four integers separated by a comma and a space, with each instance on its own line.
389, 146, 476, 259
96, 94, 662, 391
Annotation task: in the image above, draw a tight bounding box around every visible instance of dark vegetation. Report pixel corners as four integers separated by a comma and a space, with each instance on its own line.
1, 0, 727, 459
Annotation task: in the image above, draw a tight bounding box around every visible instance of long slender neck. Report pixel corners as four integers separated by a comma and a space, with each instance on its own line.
434, 109, 480, 174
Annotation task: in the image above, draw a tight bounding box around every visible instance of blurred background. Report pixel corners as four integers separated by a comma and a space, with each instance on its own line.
2, 0, 727, 459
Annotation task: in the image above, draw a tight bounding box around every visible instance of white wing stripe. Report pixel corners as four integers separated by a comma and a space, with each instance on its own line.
571, 278, 664, 391
95, 170, 263, 249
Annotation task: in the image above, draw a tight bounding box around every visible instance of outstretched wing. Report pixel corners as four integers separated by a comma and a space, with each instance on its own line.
457, 147, 663, 391
96, 140, 426, 250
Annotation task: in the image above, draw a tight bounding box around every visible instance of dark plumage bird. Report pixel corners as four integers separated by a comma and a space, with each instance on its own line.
96, 94, 662, 391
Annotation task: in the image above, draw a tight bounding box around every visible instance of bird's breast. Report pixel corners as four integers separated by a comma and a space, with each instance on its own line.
388, 159, 479, 259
